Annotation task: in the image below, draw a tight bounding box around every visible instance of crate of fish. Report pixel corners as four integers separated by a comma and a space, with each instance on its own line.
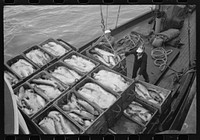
123, 98, 158, 128
133, 80, 172, 114
23, 45, 56, 69
112, 57, 126, 73
40, 38, 72, 60
32, 104, 83, 134
6, 54, 40, 81
45, 61, 85, 89
85, 44, 124, 69
61, 51, 100, 75
89, 65, 134, 100
56, 38, 78, 51
109, 115, 146, 134
27, 71, 67, 103
74, 76, 123, 128
4, 64, 22, 89
14, 82, 50, 120
54, 90, 107, 134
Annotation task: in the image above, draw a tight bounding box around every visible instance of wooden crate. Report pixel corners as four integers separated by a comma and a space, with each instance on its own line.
23, 45, 56, 70
122, 96, 158, 129
133, 80, 172, 114
4, 64, 23, 90
39, 38, 72, 60
60, 51, 100, 76
13, 82, 50, 120
88, 65, 135, 103
53, 89, 107, 134
27, 71, 67, 103
109, 115, 146, 134
85, 44, 123, 69
45, 61, 86, 89
73, 76, 122, 128
32, 104, 84, 134
6, 54, 40, 81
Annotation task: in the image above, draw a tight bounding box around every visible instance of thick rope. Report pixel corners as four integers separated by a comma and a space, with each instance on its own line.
151, 47, 173, 71
115, 5, 121, 29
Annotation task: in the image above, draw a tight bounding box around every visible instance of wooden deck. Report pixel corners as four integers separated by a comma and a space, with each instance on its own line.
113, 10, 196, 91
109, 10, 196, 134
157, 11, 196, 90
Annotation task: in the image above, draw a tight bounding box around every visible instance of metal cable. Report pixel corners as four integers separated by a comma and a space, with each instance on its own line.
115, 5, 121, 29
106, 5, 108, 30
100, 5, 105, 32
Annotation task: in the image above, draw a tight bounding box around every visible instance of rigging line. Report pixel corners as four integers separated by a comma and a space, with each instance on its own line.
103, 32, 116, 55
100, 5, 105, 32
106, 5, 108, 30
188, 13, 191, 67
115, 5, 121, 29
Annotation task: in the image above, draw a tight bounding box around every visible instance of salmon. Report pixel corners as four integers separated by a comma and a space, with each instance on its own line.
11, 59, 35, 78
93, 70, 129, 93
93, 54, 112, 67
124, 101, 152, 124
77, 99, 99, 116
35, 84, 61, 100
71, 109, 95, 120
135, 86, 147, 99
64, 55, 95, 73
78, 83, 117, 109
135, 83, 150, 98
39, 117, 57, 134
26, 49, 50, 66
58, 114, 75, 134
148, 90, 163, 104
32, 78, 58, 88
68, 113, 84, 125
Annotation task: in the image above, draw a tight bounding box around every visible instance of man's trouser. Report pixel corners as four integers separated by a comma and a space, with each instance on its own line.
132, 64, 149, 82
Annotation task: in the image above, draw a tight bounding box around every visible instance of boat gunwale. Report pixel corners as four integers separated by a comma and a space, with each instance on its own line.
78, 10, 154, 53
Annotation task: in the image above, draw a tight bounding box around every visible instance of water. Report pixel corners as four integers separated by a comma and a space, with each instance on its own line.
4, 5, 154, 62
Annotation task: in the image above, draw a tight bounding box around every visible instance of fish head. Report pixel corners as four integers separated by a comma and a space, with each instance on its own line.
70, 93, 77, 102
48, 111, 60, 121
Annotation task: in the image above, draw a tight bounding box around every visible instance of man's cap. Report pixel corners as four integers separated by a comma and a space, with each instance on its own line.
105, 30, 111, 34
136, 47, 144, 53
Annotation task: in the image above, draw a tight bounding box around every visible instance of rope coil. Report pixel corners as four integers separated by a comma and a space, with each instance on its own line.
151, 47, 173, 71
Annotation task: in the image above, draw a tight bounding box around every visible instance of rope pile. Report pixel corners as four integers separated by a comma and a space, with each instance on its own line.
151, 47, 173, 71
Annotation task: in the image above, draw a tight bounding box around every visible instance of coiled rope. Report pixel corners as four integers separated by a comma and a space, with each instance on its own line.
151, 47, 173, 71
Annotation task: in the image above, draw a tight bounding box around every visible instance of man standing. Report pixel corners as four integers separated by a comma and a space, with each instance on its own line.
125, 46, 149, 82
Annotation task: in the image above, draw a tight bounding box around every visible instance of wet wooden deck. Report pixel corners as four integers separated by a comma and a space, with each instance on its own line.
109, 10, 196, 134
157, 11, 196, 90
113, 10, 196, 91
